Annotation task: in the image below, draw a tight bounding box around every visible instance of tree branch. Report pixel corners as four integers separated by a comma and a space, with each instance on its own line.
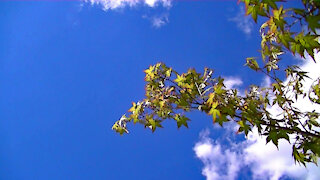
232, 114, 320, 139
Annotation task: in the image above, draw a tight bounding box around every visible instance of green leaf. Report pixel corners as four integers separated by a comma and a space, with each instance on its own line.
248, 6, 258, 22
278, 32, 293, 49
214, 84, 224, 95
112, 123, 129, 135
174, 74, 186, 86
293, 8, 305, 16
174, 114, 190, 128
206, 93, 215, 105
210, 108, 220, 123
144, 65, 156, 81
165, 68, 172, 78
245, 57, 259, 71
266, 130, 279, 147
238, 120, 250, 135
306, 15, 320, 33
146, 118, 163, 132
215, 114, 228, 126
266, 130, 289, 147
263, 0, 278, 9
208, 101, 220, 123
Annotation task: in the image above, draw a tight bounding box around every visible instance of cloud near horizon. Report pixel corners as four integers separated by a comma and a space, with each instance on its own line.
194, 53, 320, 180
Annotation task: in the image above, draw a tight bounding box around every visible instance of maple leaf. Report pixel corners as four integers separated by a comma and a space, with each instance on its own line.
144, 65, 155, 80
174, 74, 186, 86
146, 117, 163, 132
174, 114, 190, 128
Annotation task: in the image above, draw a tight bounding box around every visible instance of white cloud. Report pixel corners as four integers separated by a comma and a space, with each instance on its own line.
194, 129, 242, 180
83, 0, 171, 27
84, 0, 171, 10
194, 53, 320, 180
244, 129, 318, 180
194, 128, 320, 180
224, 77, 243, 89
229, 6, 253, 36
150, 13, 169, 28
261, 76, 271, 87
291, 54, 320, 113
223, 76, 244, 96
246, 52, 320, 179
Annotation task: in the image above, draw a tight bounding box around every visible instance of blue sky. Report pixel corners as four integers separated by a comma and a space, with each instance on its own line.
1, 0, 319, 179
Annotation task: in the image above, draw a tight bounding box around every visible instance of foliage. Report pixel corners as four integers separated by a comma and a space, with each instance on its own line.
112, 0, 320, 165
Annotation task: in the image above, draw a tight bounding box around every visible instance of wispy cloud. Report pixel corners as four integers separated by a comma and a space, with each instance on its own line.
193, 129, 242, 180
244, 130, 320, 180
224, 76, 243, 89
194, 128, 320, 180
83, 0, 171, 27
84, 0, 171, 11
149, 13, 169, 28
194, 53, 320, 180
229, 6, 253, 36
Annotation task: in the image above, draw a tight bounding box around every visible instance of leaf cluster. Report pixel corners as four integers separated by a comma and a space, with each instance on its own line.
112, 0, 320, 165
